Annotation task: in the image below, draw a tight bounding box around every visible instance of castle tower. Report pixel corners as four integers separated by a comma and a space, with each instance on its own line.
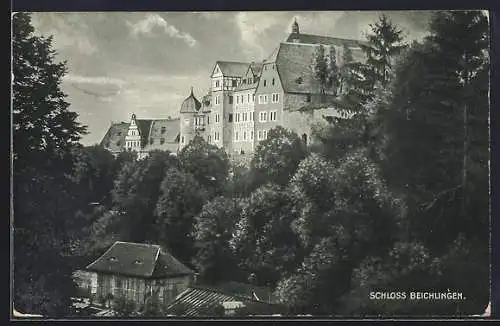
290, 18, 300, 43
179, 87, 202, 151
125, 113, 142, 152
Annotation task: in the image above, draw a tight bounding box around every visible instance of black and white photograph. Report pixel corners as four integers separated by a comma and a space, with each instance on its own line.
11, 10, 491, 319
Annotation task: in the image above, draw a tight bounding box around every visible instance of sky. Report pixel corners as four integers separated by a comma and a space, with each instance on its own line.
29, 11, 436, 145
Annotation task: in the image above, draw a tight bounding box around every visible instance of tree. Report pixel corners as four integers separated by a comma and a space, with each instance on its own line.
12, 12, 87, 316
229, 184, 303, 286
361, 14, 406, 88
178, 136, 230, 197
154, 167, 208, 263
338, 44, 354, 95
324, 15, 406, 159
110, 150, 178, 243
70, 145, 116, 207
249, 126, 307, 189
327, 45, 340, 95
13, 13, 86, 175
313, 45, 340, 96
278, 150, 402, 314
192, 196, 241, 283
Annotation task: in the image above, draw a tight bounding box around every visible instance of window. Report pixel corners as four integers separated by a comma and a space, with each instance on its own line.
214, 132, 220, 141
264, 80, 267, 87
259, 111, 268, 122
241, 95, 245, 104
208, 135, 212, 142
161, 138, 165, 145
247, 94, 250, 102
236, 96, 239, 104
236, 113, 240, 122
272, 93, 280, 103
215, 80, 220, 88
243, 131, 247, 140
229, 96, 233, 104
215, 96, 220, 105
207, 116, 210, 124
252, 94, 255, 102
116, 140, 121, 146
243, 113, 248, 121
270, 111, 277, 121
252, 112, 255, 121
306, 94, 311, 102
263, 130, 268, 139
150, 138, 154, 145
257, 130, 262, 140
235, 132, 239, 141
232, 80, 237, 87
272, 78, 275, 85
161, 127, 166, 134
215, 113, 220, 123
251, 131, 254, 140
229, 113, 233, 122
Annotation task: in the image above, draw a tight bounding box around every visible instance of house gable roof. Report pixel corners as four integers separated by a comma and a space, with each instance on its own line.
100, 122, 129, 152
212, 61, 250, 77
86, 241, 194, 278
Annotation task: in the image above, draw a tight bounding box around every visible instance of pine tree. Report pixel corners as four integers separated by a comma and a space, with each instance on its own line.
313, 45, 328, 95
360, 14, 406, 88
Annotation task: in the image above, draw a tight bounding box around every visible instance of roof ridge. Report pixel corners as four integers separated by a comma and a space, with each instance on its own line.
298, 32, 362, 42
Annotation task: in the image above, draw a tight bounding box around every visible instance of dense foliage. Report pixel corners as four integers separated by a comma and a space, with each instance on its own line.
12, 11, 489, 317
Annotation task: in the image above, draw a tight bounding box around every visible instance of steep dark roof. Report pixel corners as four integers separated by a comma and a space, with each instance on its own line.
215, 61, 249, 77
275, 42, 323, 95
135, 119, 153, 145
285, 33, 365, 47
100, 122, 129, 152
145, 119, 180, 143
86, 241, 194, 278
180, 89, 202, 113
165, 285, 274, 316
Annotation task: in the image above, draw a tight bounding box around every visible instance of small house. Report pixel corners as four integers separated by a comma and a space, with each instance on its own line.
84, 241, 195, 311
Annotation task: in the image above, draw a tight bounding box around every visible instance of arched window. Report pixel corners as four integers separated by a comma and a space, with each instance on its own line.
302, 133, 308, 145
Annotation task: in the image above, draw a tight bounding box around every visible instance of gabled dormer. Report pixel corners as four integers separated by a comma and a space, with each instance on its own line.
211, 61, 249, 92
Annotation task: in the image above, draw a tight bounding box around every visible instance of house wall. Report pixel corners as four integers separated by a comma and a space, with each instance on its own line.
254, 62, 284, 147
95, 273, 192, 310
232, 88, 256, 156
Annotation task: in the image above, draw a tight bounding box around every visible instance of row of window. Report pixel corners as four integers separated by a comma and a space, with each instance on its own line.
259, 111, 277, 122
262, 78, 276, 87
214, 93, 280, 106
126, 141, 140, 147
231, 93, 255, 105
258, 93, 280, 104
234, 130, 254, 142
214, 79, 238, 88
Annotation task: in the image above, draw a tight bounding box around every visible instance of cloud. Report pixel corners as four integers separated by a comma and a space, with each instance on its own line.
235, 12, 286, 59
127, 13, 197, 47
31, 13, 98, 55
64, 74, 127, 86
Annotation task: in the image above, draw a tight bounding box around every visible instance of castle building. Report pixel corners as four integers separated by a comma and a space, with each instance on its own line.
101, 20, 364, 162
